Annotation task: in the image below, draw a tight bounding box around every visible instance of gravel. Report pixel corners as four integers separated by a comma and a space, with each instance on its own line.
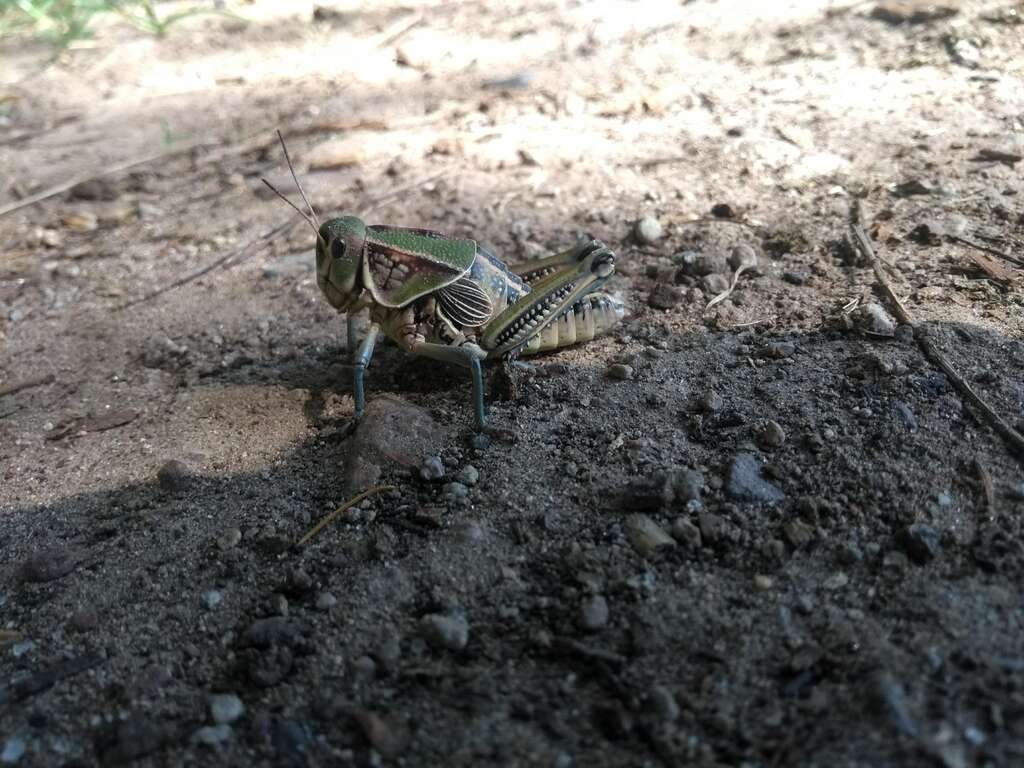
420, 613, 470, 651
209, 694, 245, 725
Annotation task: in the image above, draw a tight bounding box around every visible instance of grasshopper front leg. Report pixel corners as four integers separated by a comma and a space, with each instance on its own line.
481, 241, 615, 357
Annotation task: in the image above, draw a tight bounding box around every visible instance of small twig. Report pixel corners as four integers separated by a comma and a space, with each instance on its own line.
0, 137, 214, 220
705, 263, 753, 311
973, 457, 995, 522
0, 372, 55, 398
359, 170, 449, 217
948, 235, 1024, 269
115, 220, 294, 311
676, 216, 764, 232
297, 485, 396, 546
849, 203, 1024, 460
372, 12, 425, 47
551, 637, 627, 667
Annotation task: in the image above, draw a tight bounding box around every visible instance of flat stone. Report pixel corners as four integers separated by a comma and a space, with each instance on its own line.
725, 453, 785, 503
210, 694, 245, 725
625, 514, 676, 558
900, 523, 941, 564
344, 397, 447, 493
579, 595, 609, 632
193, 725, 232, 746
420, 613, 469, 651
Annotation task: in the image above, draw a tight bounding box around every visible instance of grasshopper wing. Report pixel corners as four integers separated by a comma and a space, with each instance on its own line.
437, 276, 494, 328
363, 225, 477, 307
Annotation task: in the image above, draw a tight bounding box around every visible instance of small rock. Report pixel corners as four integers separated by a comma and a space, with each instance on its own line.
870, 1, 957, 25
95, 715, 170, 764
210, 694, 245, 725
644, 686, 680, 722
442, 481, 469, 501
420, 613, 469, 651
217, 527, 242, 550
454, 465, 479, 486
696, 389, 723, 413
673, 470, 704, 503
823, 571, 849, 590
698, 512, 725, 544
352, 710, 410, 759
784, 519, 815, 548
269, 594, 289, 617
782, 270, 810, 285
725, 453, 785, 503
754, 420, 786, 450
710, 202, 735, 218
607, 363, 634, 381
648, 284, 681, 310
201, 590, 223, 610
11, 641, 34, 658
753, 574, 773, 591
419, 456, 445, 481
900, 523, 941, 564
579, 595, 609, 632
728, 243, 758, 271
858, 303, 896, 337
625, 514, 676, 558
634, 216, 663, 245
315, 592, 338, 611
702, 273, 730, 295
193, 725, 232, 746
893, 401, 917, 431
671, 518, 702, 547
352, 656, 377, 682
1, 738, 25, 764
16, 547, 77, 583
68, 609, 99, 633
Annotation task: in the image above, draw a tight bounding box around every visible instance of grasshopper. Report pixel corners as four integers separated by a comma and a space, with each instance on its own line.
264, 134, 624, 431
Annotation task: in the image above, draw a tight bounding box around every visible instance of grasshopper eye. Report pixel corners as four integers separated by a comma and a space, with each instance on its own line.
331, 239, 346, 260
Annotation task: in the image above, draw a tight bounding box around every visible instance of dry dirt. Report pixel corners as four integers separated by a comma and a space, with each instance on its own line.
2, 0, 1024, 765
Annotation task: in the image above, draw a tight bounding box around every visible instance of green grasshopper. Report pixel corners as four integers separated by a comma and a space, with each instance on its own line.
264, 135, 624, 431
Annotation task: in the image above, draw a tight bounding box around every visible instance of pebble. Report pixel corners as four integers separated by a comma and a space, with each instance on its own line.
201, 590, 223, 610
858, 303, 896, 337
782, 270, 810, 285
900, 523, 941, 564
644, 686, 680, 722
1, 738, 25, 764
698, 511, 725, 544
579, 595, 609, 632
11, 641, 34, 658
454, 465, 479, 486
419, 456, 445, 481
625, 514, 676, 558
753, 574, 774, 591
648, 284, 681, 309
420, 613, 469, 651
634, 216, 663, 245
442, 481, 469, 501
352, 709, 410, 759
784, 519, 815, 548
95, 715, 169, 764
754, 420, 786, 450
68, 609, 99, 633
823, 571, 849, 590
352, 655, 377, 682
16, 548, 77, 583
285, 568, 313, 597
210, 694, 245, 725
673, 470, 704, 503
671, 518, 702, 547
193, 725, 232, 746
893, 401, 917, 431
702, 273, 730, 295
607, 363, 634, 381
696, 389, 723, 413
729, 243, 758, 271
315, 592, 338, 611
269, 594, 289, 617
217, 527, 242, 551
156, 459, 191, 492
725, 453, 785, 503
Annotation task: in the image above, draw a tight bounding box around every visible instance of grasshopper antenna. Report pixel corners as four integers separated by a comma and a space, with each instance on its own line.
261, 130, 326, 248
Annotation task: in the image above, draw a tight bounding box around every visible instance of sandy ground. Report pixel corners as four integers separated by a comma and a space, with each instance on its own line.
2, 0, 1024, 765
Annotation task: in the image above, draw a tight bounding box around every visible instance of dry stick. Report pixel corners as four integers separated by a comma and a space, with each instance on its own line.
0, 372, 55, 398
115, 220, 294, 311
358, 170, 449, 217
948, 234, 1024, 269
297, 485, 396, 547
849, 216, 1024, 460
0, 137, 214, 220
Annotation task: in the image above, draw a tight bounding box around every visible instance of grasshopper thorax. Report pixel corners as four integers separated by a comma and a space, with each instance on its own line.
316, 215, 367, 311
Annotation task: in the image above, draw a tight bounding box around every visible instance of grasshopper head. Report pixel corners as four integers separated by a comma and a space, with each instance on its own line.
316, 215, 367, 311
